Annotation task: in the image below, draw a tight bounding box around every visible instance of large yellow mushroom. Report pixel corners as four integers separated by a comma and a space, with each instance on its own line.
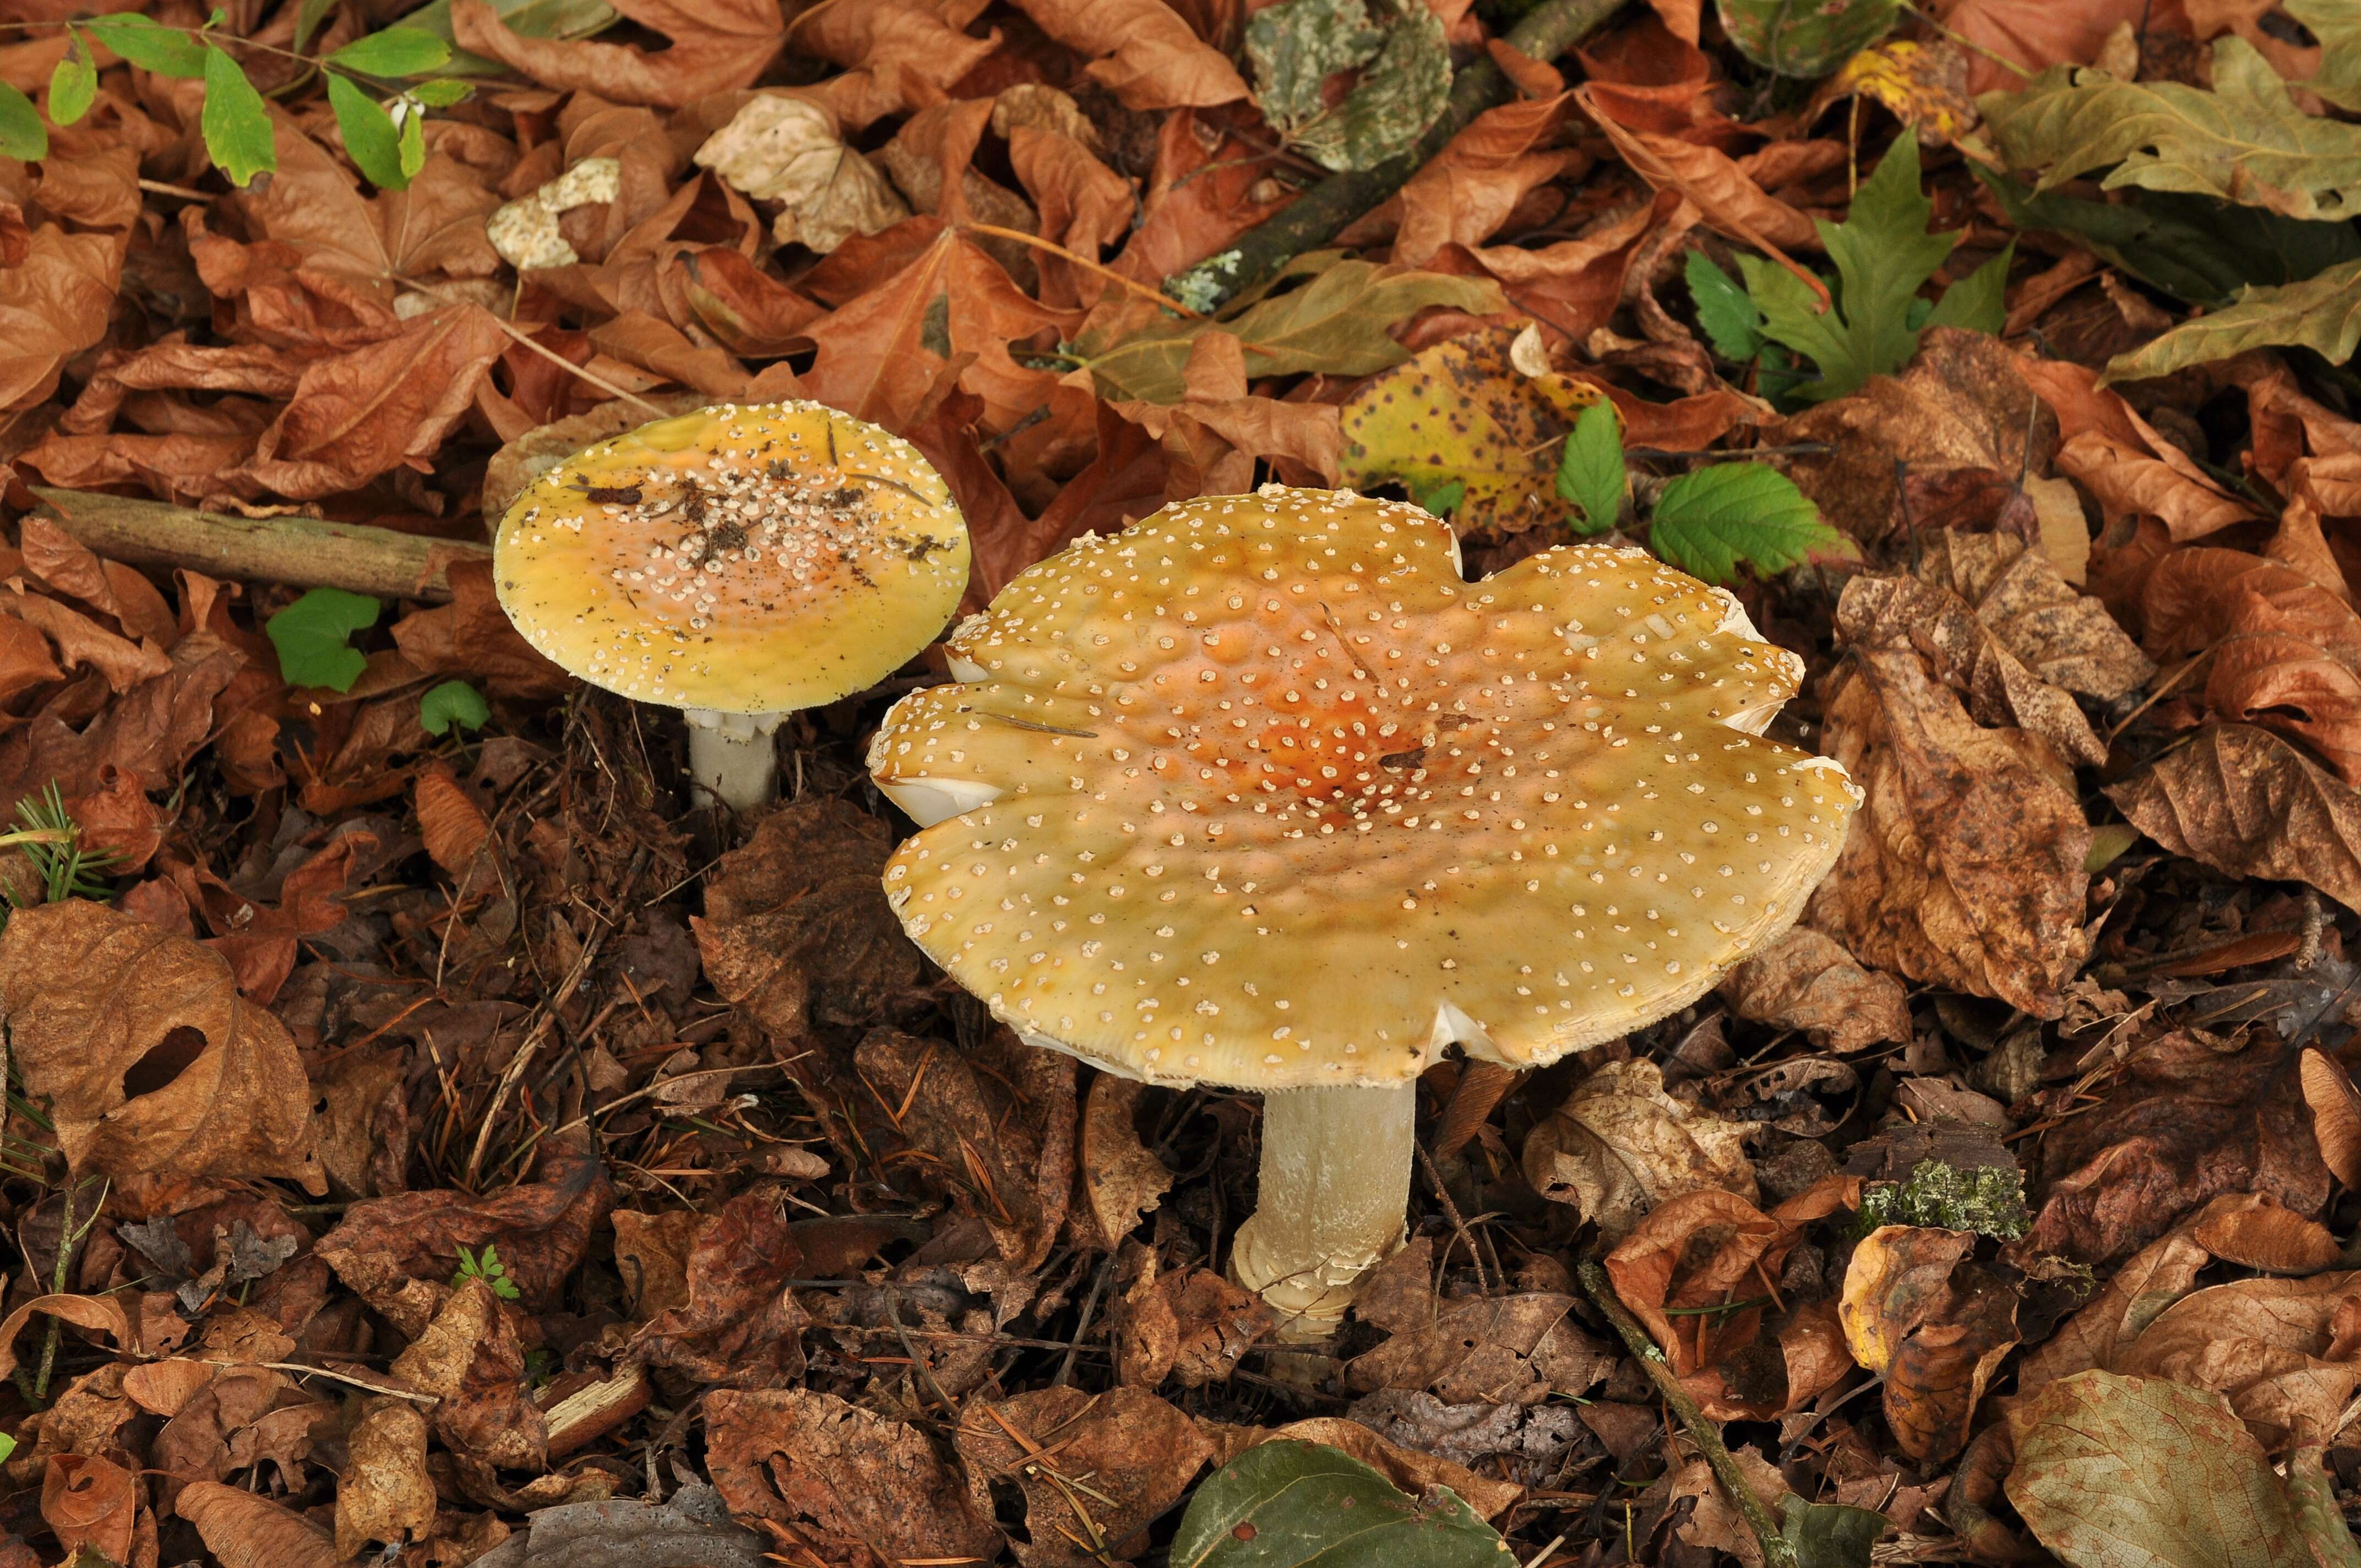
866, 486, 1859, 1338
495, 401, 969, 810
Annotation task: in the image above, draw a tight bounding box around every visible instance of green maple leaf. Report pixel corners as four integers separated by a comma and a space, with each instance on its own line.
1736, 139, 2009, 403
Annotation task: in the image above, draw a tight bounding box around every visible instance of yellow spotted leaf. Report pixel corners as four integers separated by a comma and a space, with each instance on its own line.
1339, 326, 1602, 538
1809, 40, 1993, 161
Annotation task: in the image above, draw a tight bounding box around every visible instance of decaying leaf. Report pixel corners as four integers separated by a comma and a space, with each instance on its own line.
1522, 1058, 1756, 1240
2104, 260, 2361, 385
2301, 1047, 2361, 1189
2005, 1371, 2336, 1568
956, 1386, 1215, 1567
1806, 645, 2092, 1017
0, 901, 324, 1191
2109, 725, 2361, 916
1339, 325, 1605, 537
334, 1399, 435, 1558
1720, 927, 1912, 1052
706, 1389, 1003, 1568
177, 1482, 345, 1568
1346, 1237, 1614, 1404
694, 95, 912, 254
1074, 1074, 1173, 1250
1113, 1249, 1272, 1387
1840, 1225, 2019, 1462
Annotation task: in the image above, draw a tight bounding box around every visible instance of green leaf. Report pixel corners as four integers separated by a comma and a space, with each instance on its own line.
1780, 1496, 1889, 1568
1245, 0, 1383, 131
1085, 261, 1504, 403
328, 27, 452, 77
0, 83, 45, 161
1686, 251, 1764, 361
295, 0, 340, 53
1412, 480, 1465, 516
1734, 138, 1999, 402
398, 102, 426, 181
327, 72, 407, 189
1715, 0, 1900, 77
410, 78, 475, 106
1649, 461, 1847, 584
1982, 37, 2361, 223
81, 14, 210, 78
2006, 1371, 2344, 1568
48, 34, 98, 128
419, 680, 491, 737
265, 588, 381, 691
1555, 398, 1624, 535
200, 43, 276, 189
389, 0, 619, 78
2102, 258, 2361, 383
1925, 243, 2011, 336
1171, 1441, 1508, 1568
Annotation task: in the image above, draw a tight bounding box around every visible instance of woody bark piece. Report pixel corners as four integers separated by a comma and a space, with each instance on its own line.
1172, 0, 1631, 311
31, 488, 488, 603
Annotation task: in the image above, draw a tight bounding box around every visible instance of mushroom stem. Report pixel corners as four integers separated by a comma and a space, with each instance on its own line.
1230, 1081, 1416, 1342
685, 710, 785, 812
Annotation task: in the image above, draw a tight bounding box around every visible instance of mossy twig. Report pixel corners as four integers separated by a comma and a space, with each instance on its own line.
1576, 1257, 1798, 1568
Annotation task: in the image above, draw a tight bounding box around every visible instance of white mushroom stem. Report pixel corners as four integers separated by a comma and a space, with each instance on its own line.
684, 709, 787, 812
1230, 1081, 1417, 1342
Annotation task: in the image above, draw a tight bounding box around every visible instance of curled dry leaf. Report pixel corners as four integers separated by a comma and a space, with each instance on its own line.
628, 1192, 809, 1389
42, 1453, 142, 1568
2017, 356, 2264, 541
334, 1399, 434, 1558
1720, 925, 1912, 1053
451, 0, 784, 108
1806, 645, 2092, 1018
2021, 1027, 2330, 1265
1009, 0, 1250, 110
176, 1482, 344, 1568
1522, 1058, 1756, 1240
2183, 1192, 2341, 1275
955, 1386, 1215, 1568
694, 96, 913, 254
1074, 1074, 1173, 1250
0, 900, 324, 1192
2110, 725, 2361, 916
2301, 1047, 2361, 1188
1840, 1225, 2020, 1463
391, 1278, 547, 1471
468, 1487, 764, 1568
2112, 1270, 2361, 1451
1113, 1248, 1273, 1387
706, 1389, 1003, 1568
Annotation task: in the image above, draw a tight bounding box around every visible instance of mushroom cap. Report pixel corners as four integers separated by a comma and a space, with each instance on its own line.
494, 401, 970, 715
868, 486, 1860, 1091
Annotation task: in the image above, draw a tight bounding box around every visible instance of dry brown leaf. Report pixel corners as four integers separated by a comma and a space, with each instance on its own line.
1522, 1058, 1755, 1240
1777, 329, 2058, 543
1107, 330, 1344, 501
2021, 1027, 2330, 1264
2302, 1046, 2361, 1188
1574, 85, 1818, 261
1840, 1225, 2020, 1463
415, 763, 491, 878
334, 1399, 435, 1558
788, 0, 1004, 130
1008, 0, 1250, 110
389, 557, 572, 703
2115, 1270, 2361, 1450
176, 1483, 342, 1568
2184, 1191, 2341, 1273
0, 149, 135, 416
1074, 1075, 1172, 1250
1917, 530, 2155, 702
2019, 1226, 2212, 1396
955, 1386, 1215, 1567
707, 1389, 1003, 1568
1719, 927, 1912, 1052
42, 1453, 141, 1567
0, 901, 323, 1191
2019, 356, 2264, 541
2108, 723, 2361, 916
628, 1192, 809, 1389
452, 0, 782, 108
1807, 645, 2092, 1017
695, 96, 913, 254
1113, 1249, 1273, 1386
391, 1279, 547, 1470
1346, 1237, 1614, 1403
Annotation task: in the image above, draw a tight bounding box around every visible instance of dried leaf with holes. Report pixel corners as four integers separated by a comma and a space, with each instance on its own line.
0, 901, 324, 1191
955, 1386, 1215, 1567
1522, 1058, 1758, 1239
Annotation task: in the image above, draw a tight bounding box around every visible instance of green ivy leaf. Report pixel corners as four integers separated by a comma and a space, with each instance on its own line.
326, 72, 407, 189
1555, 398, 1624, 536
81, 14, 210, 78
201, 43, 276, 188
48, 34, 98, 128
0, 83, 45, 161
265, 588, 382, 692
1171, 1441, 1508, 1568
328, 27, 453, 78
1686, 251, 1764, 362
1649, 461, 1848, 585
419, 680, 491, 737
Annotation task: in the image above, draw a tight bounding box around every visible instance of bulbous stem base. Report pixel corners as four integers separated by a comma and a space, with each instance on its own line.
1229, 1080, 1416, 1343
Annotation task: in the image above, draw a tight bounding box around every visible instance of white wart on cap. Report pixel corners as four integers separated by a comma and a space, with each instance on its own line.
867, 486, 1860, 1089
